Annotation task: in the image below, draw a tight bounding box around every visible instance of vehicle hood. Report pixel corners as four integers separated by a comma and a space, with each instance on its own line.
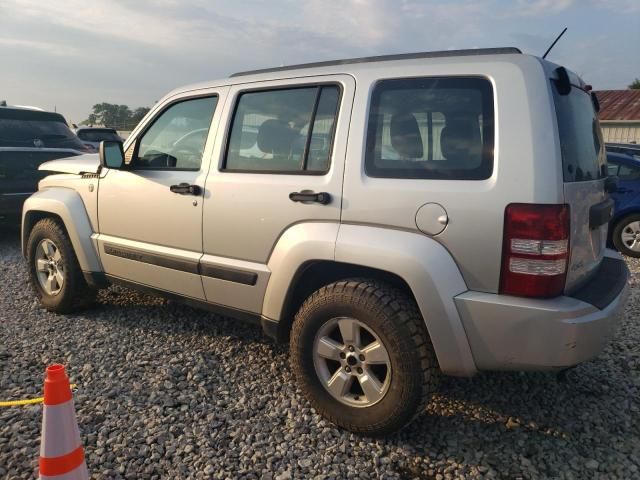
39, 154, 100, 174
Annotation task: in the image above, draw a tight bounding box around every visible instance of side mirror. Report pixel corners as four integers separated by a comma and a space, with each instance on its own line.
99, 141, 125, 169
605, 175, 618, 194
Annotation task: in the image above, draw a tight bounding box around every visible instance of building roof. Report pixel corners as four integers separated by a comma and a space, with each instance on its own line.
596, 90, 640, 121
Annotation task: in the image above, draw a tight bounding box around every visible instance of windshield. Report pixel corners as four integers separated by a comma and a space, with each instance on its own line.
77, 129, 121, 143
553, 85, 606, 182
0, 110, 85, 150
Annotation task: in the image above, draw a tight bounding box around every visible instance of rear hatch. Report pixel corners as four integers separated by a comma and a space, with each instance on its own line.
551, 68, 609, 292
0, 108, 85, 217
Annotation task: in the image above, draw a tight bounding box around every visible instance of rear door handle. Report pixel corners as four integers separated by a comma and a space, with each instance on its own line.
170, 183, 202, 195
289, 190, 331, 205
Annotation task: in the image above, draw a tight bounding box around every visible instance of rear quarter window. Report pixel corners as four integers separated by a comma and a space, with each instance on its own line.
365, 77, 494, 180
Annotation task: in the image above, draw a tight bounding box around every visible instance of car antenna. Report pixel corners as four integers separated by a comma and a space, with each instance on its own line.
542, 27, 567, 59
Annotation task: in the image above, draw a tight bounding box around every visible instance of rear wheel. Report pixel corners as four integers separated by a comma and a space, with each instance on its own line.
290, 279, 439, 435
612, 214, 640, 258
27, 218, 96, 313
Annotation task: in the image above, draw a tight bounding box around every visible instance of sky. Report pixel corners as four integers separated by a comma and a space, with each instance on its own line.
0, 0, 638, 123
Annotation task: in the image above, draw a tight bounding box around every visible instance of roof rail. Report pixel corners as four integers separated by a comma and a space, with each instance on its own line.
231, 47, 522, 78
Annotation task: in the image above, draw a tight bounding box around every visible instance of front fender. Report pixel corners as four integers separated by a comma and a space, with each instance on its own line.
335, 225, 476, 377
21, 188, 102, 273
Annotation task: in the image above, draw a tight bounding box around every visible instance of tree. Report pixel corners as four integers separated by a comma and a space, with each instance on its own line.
82, 103, 150, 130
629, 78, 640, 89
131, 107, 150, 125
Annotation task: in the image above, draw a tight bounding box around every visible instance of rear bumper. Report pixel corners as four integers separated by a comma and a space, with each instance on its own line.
455, 252, 630, 371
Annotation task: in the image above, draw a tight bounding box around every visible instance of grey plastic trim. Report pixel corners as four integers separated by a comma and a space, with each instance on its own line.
231, 48, 522, 77
199, 264, 258, 286
103, 244, 200, 274
21, 188, 103, 272
334, 224, 477, 377
103, 243, 260, 286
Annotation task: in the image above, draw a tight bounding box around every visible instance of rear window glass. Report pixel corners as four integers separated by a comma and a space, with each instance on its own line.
0, 109, 85, 150
553, 87, 606, 182
365, 77, 494, 180
77, 129, 121, 142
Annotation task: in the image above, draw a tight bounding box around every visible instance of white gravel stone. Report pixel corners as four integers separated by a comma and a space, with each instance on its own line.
1, 231, 639, 478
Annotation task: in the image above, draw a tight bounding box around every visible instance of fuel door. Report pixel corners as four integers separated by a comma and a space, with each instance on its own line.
415, 202, 448, 236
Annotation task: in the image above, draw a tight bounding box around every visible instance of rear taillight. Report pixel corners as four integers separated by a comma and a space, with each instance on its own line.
500, 204, 570, 298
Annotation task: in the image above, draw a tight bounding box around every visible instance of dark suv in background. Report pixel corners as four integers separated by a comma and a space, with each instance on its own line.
0, 106, 88, 226
74, 126, 123, 152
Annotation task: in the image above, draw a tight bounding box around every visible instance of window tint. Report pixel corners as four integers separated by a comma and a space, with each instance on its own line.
365, 77, 494, 180
618, 164, 640, 180
224, 86, 340, 173
135, 96, 217, 170
77, 129, 121, 143
0, 110, 85, 150
553, 86, 606, 182
607, 162, 620, 176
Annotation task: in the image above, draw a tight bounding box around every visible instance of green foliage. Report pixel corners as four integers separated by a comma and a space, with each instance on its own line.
629, 78, 640, 89
82, 103, 151, 130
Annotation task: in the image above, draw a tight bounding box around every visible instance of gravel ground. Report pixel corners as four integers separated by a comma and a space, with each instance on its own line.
1, 230, 639, 479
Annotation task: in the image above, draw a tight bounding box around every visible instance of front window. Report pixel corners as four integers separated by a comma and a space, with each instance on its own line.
134, 96, 218, 170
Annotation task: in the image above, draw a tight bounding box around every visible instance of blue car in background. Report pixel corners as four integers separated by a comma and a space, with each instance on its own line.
608, 151, 640, 257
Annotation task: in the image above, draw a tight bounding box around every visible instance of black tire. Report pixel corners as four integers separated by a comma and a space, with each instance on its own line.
290, 278, 439, 435
27, 218, 96, 313
612, 214, 640, 258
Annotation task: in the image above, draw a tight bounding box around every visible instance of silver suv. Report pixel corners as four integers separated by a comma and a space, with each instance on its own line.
21, 48, 630, 435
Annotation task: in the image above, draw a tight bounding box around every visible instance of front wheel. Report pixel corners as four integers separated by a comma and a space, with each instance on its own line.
27, 218, 96, 313
612, 214, 640, 258
290, 279, 439, 435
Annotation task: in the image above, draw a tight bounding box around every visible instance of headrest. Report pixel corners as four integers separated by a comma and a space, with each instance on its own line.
257, 119, 295, 155
440, 115, 482, 163
390, 113, 423, 159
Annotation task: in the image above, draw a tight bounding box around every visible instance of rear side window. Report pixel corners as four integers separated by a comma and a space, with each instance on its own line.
224, 85, 340, 174
553, 86, 606, 182
618, 164, 640, 180
77, 129, 121, 142
365, 77, 494, 180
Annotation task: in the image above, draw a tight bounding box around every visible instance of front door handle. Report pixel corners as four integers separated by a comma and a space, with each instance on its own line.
170, 183, 202, 195
289, 190, 331, 205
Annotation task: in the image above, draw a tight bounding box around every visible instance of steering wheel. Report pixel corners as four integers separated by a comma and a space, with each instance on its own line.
169, 129, 207, 167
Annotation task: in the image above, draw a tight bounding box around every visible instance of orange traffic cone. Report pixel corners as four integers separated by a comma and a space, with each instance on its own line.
38, 364, 89, 480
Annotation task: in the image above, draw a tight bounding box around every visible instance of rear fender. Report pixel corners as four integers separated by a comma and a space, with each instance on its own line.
263, 222, 477, 376
263, 222, 339, 320
334, 225, 475, 376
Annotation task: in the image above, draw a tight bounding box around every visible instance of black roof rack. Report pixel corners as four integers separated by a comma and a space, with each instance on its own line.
231, 47, 522, 78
